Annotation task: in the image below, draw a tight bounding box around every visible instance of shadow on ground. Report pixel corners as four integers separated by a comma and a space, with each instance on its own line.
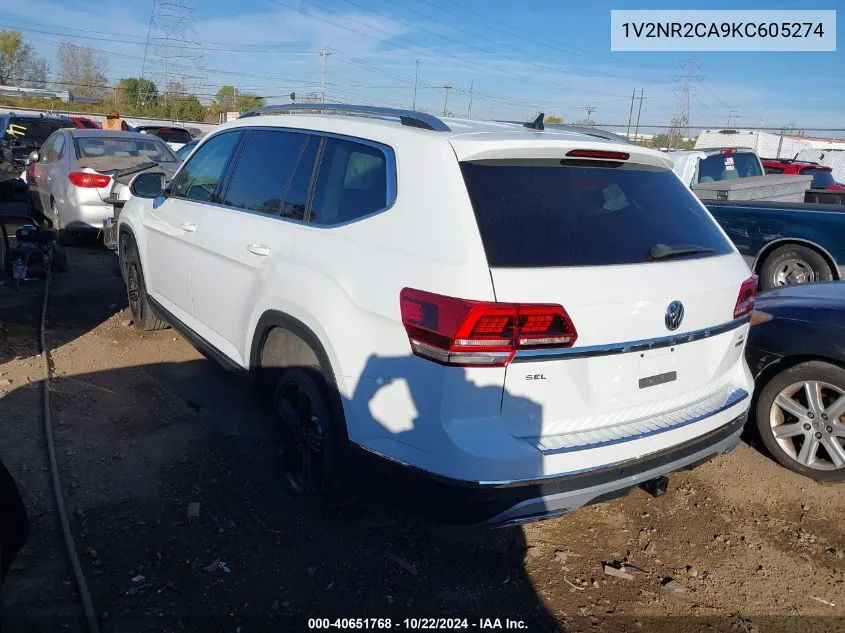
2, 354, 564, 633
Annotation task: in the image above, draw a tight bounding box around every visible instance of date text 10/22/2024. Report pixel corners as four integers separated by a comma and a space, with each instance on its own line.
307, 618, 529, 630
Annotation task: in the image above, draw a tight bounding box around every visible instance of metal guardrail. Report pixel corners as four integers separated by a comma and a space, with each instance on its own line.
238, 103, 452, 132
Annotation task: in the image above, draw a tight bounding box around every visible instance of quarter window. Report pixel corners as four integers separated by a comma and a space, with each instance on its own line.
171, 131, 242, 202
310, 138, 389, 226
221, 130, 308, 215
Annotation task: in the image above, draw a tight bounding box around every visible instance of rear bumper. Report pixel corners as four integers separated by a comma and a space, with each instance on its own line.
352, 410, 746, 526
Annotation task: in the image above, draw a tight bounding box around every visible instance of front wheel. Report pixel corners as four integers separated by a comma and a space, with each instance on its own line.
272, 368, 352, 510
755, 361, 845, 482
123, 240, 168, 331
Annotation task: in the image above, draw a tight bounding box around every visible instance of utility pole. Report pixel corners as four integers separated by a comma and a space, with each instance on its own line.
412, 59, 420, 109
467, 80, 474, 117
626, 88, 636, 139
319, 49, 331, 103
442, 84, 452, 117
634, 89, 644, 142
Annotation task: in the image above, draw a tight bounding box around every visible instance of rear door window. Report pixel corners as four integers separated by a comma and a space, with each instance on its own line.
309, 138, 391, 226
142, 127, 193, 144
4, 118, 73, 146
800, 167, 836, 189
460, 161, 733, 268
697, 152, 762, 182
170, 131, 242, 203
221, 129, 308, 215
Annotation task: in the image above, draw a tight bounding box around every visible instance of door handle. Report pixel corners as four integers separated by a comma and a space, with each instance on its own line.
246, 244, 271, 257
180, 222, 197, 233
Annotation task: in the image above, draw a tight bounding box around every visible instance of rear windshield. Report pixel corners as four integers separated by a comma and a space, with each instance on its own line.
697, 152, 762, 182
140, 127, 192, 144
800, 167, 836, 189
74, 136, 177, 162
3, 117, 73, 144
460, 161, 733, 268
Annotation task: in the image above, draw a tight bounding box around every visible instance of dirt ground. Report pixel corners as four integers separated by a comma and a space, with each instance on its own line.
1, 243, 843, 633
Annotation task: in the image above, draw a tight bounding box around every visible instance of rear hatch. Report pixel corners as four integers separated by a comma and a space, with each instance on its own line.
454, 142, 753, 444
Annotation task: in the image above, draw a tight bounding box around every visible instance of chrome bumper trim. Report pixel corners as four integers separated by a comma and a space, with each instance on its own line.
512, 315, 749, 362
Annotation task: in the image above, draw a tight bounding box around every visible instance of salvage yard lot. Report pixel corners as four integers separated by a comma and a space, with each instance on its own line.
1, 244, 844, 633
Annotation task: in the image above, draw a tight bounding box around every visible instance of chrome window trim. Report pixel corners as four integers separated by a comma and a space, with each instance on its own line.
512, 315, 750, 362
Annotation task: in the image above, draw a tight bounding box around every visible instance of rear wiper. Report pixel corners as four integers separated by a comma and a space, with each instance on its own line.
646, 243, 714, 261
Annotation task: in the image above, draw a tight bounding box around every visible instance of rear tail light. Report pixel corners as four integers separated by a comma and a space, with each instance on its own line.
400, 288, 577, 367
734, 275, 758, 319
566, 149, 630, 160
68, 171, 111, 188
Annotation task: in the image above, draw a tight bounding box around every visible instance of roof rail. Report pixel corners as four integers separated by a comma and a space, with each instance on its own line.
238, 103, 451, 132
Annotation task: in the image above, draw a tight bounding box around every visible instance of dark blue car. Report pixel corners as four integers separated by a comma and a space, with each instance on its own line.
705, 200, 845, 290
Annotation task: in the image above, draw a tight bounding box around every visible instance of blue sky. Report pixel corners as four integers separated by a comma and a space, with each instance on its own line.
1, 0, 842, 130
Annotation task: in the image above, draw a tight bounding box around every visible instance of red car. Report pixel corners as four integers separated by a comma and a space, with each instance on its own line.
69, 116, 100, 130
762, 158, 845, 191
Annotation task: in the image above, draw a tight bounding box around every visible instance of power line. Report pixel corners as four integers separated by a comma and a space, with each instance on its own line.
409, 0, 677, 72
271, 0, 629, 97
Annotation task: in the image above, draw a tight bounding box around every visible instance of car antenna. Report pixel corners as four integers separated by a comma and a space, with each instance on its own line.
524, 112, 544, 131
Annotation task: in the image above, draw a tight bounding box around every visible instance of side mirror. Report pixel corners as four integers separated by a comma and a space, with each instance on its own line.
27, 150, 39, 164
130, 172, 166, 199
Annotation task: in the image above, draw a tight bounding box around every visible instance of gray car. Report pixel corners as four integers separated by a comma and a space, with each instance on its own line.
28, 129, 179, 237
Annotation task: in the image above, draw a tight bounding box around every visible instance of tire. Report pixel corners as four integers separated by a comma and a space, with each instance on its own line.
51, 199, 76, 247
755, 361, 845, 483
271, 368, 352, 510
759, 244, 834, 290
123, 238, 168, 331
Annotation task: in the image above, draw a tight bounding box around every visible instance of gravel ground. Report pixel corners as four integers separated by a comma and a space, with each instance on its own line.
0, 243, 843, 633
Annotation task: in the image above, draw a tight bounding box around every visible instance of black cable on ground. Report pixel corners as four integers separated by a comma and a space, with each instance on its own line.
39, 249, 101, 633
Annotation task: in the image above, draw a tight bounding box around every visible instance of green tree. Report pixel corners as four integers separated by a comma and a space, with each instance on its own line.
544, 114, 564, 124
118, 77, 159, 107
166, 95, 206, 122
212, 84, 265, 114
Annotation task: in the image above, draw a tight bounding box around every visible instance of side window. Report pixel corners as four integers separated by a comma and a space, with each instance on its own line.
54, 135, 66, 161
40, 134, 58, 162
764, 166, 784, 175
281, 136, 320, 221
171, 131, 242, 203
310, 138, 390, 226
221, 130, 307, 215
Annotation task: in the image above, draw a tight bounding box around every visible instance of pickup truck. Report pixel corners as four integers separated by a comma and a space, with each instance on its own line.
705, 199, 845, 290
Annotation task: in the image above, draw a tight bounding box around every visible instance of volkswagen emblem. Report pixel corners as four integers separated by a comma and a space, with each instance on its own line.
665, 300, 684, 331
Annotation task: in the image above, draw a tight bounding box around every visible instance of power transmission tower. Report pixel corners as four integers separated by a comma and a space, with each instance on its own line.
580, 104, 597, 126
671, 57, 703, 147
139, 0, 206, 110
319, 49, 331, 103
727, 109, 740, 129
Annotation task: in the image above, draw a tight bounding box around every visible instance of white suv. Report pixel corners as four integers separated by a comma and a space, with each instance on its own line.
117, 105, 756, 526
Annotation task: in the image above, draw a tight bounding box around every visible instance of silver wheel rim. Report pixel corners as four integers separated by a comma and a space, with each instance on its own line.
773, 258, 815, 286
769, 380, 845, 471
